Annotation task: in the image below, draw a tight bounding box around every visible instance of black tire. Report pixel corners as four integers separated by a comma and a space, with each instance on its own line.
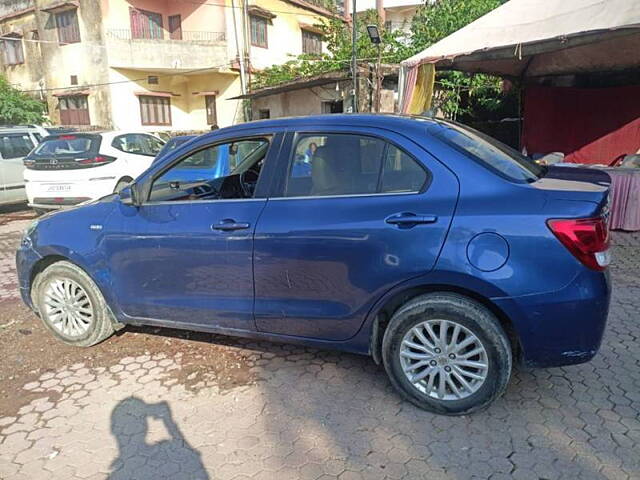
32, 261, 115, 347
113, 177, 133, 193
382, 293, 512, 415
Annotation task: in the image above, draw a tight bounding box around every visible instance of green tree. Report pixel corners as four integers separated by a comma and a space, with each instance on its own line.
254, 10, 406, 89
0, 76, 46, 125
409, 0, 506, 120
254, 0, 512, 124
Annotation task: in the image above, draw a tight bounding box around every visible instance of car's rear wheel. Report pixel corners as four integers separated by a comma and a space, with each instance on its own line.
33, 261, 115, 347
382, 293, 512, 415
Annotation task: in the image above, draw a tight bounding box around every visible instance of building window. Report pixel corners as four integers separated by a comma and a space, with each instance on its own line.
59, 95, 90, 125
250, 15, 268, 48
168, 14, 182, 40
139, 95, 171, 126
130, 8, 164, 40
301, 29, 322, 55
55, 9, 81, 44
1, 35, 24, 65
205, 95, 217, 125
258, 109, 270, 119
70, 75, 78, 85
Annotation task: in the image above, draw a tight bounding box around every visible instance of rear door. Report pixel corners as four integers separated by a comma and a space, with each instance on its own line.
0, 132, 34, 203
253, 127, 459, 341
110, 133, 164, 179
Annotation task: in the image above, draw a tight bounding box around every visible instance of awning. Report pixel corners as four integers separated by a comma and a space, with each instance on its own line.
52, 90, 89, 97
134, 91, 180, 98
399, 0, 640, 112
41, 1, 79, 13
192, 90, 219, 96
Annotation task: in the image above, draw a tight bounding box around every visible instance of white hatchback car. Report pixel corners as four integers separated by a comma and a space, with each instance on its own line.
24, 131, 164, 212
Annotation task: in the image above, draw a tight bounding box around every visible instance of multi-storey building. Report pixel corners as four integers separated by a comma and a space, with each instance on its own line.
0, 0, 336, 130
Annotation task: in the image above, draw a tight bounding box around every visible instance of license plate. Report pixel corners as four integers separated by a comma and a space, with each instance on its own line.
46, 185, 72, 192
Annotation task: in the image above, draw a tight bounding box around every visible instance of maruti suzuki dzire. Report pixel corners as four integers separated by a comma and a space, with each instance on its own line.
16, 115, 612, 415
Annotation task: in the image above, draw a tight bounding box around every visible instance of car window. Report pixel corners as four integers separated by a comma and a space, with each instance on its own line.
284, 133, 425, 197
112, 134, 164, 156
31, 135, 98, 156
0, 134, 35, 159
428, 122, 544, 183
149, 137, 270, 203
381, 145, 428, 193
32, 133, 43, 143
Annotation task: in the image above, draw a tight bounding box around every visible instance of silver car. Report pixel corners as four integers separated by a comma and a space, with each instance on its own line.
0, 125, 47, 206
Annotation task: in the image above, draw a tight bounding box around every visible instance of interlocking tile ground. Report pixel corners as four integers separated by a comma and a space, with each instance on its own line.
0, 208, 638, 480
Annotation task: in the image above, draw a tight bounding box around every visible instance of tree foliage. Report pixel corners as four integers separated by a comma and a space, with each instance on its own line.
253, 10, 406, 89
409, 0, 505, 120
0, 76, 46, 125
253, 0, 511, 120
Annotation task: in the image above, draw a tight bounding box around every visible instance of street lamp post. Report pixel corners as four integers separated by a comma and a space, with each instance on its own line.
366, 24, 382, 113
351, 0, 358, 113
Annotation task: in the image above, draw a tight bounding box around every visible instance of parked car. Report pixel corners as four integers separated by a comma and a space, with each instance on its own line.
23, 131, 164, 212
16, 115, 612, 415
154, 135, 196, 162
0, 125, 47, 206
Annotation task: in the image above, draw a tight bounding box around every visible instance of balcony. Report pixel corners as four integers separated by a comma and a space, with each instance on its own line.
105, 29, 230, 72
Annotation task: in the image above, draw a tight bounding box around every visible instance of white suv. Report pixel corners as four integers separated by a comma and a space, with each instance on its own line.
0, 125, 47, 206
23, 131, 164, 212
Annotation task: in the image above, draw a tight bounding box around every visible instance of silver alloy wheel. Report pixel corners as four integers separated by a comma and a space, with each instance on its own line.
399, 319, 489, 400
42, 277, 94, 338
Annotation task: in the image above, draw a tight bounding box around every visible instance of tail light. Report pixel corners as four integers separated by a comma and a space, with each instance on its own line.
77, 155, 116, 165
547, 217, 610, 271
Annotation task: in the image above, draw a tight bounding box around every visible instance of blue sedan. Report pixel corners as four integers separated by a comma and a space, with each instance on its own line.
16, 115, 612, 415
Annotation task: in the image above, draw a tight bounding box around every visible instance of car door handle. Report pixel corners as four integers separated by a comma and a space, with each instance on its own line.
212, 219, 251, 231
385, 213, 438, 226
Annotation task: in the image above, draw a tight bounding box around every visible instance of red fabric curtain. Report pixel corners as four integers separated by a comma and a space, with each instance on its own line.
522, 85, 640, 165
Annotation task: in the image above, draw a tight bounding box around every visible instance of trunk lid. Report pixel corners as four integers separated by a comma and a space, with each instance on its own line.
24, 133, 107, 170
533, 166, 611, 210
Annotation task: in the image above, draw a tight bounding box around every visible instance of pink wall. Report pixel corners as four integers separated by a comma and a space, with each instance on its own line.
101, 0, 226, 35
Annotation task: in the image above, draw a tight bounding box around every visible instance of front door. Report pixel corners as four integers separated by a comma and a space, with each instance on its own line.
253, 129, 459, 340
104, 134, 280, 331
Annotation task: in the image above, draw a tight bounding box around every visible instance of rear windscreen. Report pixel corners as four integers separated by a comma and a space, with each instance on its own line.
428, 121, 545, 183
30, 135, 101, 157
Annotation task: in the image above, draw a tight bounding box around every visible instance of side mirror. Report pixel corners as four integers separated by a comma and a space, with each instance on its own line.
119, 184, 139, 207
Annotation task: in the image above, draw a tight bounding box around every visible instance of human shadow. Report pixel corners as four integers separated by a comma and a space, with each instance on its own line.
108, 396, 209, 480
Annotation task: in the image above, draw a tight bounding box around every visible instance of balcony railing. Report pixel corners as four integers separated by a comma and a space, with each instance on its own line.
106, 29, 226, 43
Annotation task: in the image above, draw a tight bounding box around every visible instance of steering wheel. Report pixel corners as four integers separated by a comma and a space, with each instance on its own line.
240, 168, 259, 198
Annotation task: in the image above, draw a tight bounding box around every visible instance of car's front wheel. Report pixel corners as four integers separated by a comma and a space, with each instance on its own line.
382, 293, 512, 415
33, 261, 115, 347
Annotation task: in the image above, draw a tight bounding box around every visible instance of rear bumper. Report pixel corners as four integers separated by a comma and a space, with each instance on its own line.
25, 177, 116, 210
493, 269, 611, 368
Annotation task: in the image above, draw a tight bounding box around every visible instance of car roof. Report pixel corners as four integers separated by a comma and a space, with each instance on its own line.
215, 114, 442, 134
167, 135, 197, 141
0, 125, 42, 132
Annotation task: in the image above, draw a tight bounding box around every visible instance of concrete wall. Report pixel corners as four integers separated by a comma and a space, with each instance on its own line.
108, 68, 242, 131
226, 0, 332, 71
33, 0, 113, 127
251, 76, 397, 118
101, 0, 226, 34
0, 5, 44, 93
